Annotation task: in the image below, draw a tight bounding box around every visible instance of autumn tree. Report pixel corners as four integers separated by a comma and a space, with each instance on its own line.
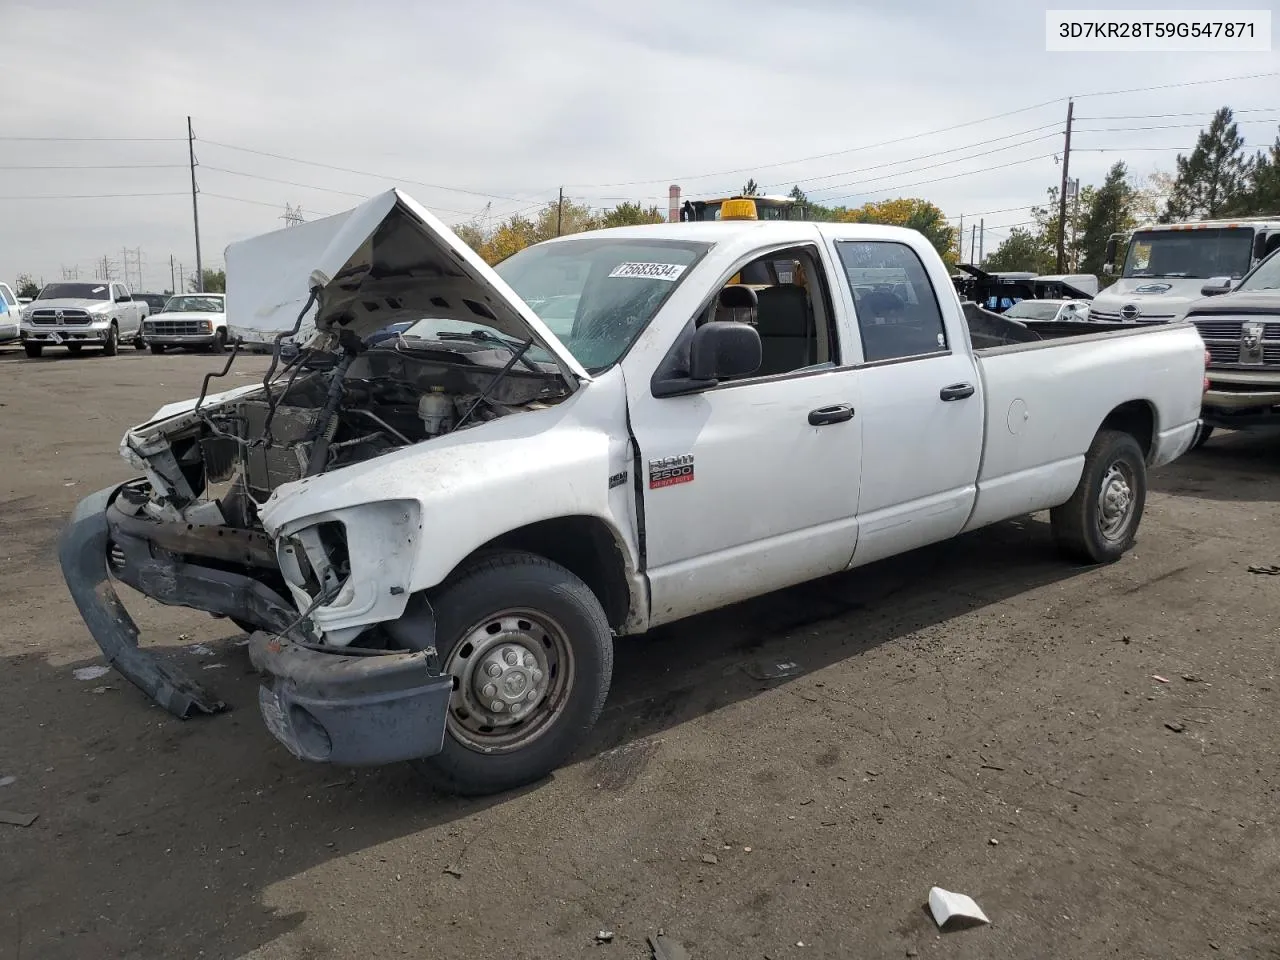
1162, 107, 1252, 221
982, 227, 1056, 274
835, 198, 956, 266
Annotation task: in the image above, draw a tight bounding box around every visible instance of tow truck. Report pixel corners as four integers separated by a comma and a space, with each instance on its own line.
679, 194, 799, 221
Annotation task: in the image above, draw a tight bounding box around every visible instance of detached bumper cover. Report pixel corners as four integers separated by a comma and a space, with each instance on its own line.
59, 483, 452, 766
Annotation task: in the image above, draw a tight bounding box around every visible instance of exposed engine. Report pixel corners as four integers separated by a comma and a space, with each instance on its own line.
141, 337, 567, 531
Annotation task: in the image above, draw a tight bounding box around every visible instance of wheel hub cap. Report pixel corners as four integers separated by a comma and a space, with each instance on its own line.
1098, 462, 1135, 539
472, 642, 545, 718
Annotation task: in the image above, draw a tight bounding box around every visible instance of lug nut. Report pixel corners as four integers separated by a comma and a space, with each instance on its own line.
482, 683, 497, 699
522, 653, 535, 668
486, 663, 502, 678
531, 669, 543, 683
490, 700, 505, 712
503, 649, 519, 666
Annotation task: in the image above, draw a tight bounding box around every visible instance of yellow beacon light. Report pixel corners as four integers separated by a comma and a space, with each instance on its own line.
719, 198, 758, 221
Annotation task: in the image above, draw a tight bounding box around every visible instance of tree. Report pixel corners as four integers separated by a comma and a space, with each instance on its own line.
1162, 107, 1252, 221
15, 274, 40, 298
834, 198, 957, 266
189, 268, 226, 293
983, 226, 1056, 274
1241, 127, 1280, 215
536, 197, 597, 239
741, 178, 759, 196
452, 222, 486, 251
1078, 162, 1136, 276
600, 202, 665, 228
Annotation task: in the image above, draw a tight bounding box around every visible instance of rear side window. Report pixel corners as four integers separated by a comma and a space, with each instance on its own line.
836, 241, 948, 363
0, 285, 15, 307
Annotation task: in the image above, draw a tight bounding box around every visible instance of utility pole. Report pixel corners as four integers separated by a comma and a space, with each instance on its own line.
978, 219, 985, 266
970, 224, 977, 268
169, 254, 176, 293
188, 116, 204, 292
96, 255, 117, 282
1056, 99, 1074, 273
178, 262, 186, 294
957, 215, 964, 264
1068, 178, 1081, 271
60, 264, 79, 280
556, 187, 564, 237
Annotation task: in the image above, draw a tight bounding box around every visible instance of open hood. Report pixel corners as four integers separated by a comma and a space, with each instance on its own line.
224, 189, 590, 386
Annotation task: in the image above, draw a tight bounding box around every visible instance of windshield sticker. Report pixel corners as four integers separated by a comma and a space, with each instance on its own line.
609, 262, 688, 282
91, 286, 106, 293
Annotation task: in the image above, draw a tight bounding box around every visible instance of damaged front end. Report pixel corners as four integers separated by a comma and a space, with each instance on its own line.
58, 188, 583, 765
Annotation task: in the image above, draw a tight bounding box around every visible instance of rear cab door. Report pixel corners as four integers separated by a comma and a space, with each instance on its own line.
621, 225, 865, 627
821, 225, 984, 567
0, 283, 17, 338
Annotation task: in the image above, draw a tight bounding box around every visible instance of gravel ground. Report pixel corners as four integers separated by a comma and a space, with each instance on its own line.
0, 344, 1277, 960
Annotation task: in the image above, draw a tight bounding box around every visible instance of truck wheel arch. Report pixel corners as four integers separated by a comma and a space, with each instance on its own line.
459, 516, 634, 631
1099, 400, 1156, 460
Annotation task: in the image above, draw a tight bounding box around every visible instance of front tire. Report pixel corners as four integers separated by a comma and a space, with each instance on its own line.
1051, 429, 1147, 564
149, 343, 166, 355
134, 332, 148, 350
23, 343, 42, 358
412, 551, 613, 796
101, 323, 119, 356
210, 329, 227, 352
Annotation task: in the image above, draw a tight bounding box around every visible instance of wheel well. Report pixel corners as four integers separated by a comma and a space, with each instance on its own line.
474, 516, 632, 629
1100, 400, 1155, 457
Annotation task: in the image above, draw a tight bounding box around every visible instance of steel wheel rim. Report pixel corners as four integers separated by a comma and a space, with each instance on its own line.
443, 608, 574, 754
1097, 459, 1137, 541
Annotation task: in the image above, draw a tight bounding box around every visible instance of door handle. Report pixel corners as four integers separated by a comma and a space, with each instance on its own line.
808, 404, 855, 426
939, 383, 975, 401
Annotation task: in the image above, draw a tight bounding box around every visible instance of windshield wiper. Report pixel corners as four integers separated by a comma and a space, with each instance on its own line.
431, 329, 544, 373
454, 338, 536, 430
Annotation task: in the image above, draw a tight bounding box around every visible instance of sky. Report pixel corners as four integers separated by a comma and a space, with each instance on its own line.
2, 0, 1278, 292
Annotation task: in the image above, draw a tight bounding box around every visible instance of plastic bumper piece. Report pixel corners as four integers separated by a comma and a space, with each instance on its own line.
248, 633, 452, 765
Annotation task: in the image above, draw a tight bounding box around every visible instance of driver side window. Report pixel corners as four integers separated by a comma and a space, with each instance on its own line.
837, 240, 947, 363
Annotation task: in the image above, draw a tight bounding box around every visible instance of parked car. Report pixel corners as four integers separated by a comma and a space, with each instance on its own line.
19, 281, 148, 357
1185, 245, 1280, 446
133, 292, 171, 317
0, 282, 20, 342
1002, 299, 1091, 323
141, 293, 229, 353
60, 189, 1207, 797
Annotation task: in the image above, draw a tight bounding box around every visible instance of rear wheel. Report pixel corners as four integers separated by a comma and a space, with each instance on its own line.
101, 323, 119, 356
1190, 423, 1213, 449
149, 343, 166, 355
1051, 429, 1147, 564
411, 551, 613, 796
22, 343, 42, 358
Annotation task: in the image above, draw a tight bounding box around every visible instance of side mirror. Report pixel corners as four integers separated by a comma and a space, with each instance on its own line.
1200, 277, 1232, 297
689, 321, 761, 382
1104, 238, 1118, 266
1253, 233, 1268, 263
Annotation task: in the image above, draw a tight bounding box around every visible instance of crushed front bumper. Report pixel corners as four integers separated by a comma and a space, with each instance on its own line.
59, 482, 452, 765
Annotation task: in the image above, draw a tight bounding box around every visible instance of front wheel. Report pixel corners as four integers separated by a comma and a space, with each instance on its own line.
23, 343, 42, 358
210, 329, 227, 352
149, 343, 166, 355
1051, 429, 1147, 564
133, 332, 148, 350
101, 323, 119, 356
411, 551, 614, 796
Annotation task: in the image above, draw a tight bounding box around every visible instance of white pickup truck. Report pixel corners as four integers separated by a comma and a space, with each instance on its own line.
20, 280, 149, 357
59, 190, 1207, 796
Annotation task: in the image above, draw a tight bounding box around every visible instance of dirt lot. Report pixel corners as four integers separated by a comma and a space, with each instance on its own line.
0, 343, 1278, 960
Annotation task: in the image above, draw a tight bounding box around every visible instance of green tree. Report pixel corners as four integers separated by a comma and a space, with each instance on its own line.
15, 274, 40, 299
741, 178, 759, 196
835, 197, 957, 267
982, 226, 1056, 274
1241, 127, 1280, 214
189, 268, 226, 293
1162, 107, 1252, 221
536, 197, 597, 239
452, 221, 486, 252
1078, 162, 1136, 276
600, 201, 665, 228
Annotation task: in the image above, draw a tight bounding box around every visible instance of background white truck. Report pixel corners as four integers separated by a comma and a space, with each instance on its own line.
21, 280, 149, 357
59, 190, 1207, 796
1091, 217, 1280, 323
141, 293, 229, 353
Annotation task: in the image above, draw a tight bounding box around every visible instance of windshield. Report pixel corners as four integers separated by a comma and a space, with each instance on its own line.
1003, 301, 1064, 320
1237, 249, 1280, 292
492, 237, 710, 371
162, 295, 224, 313
37, 283, 109, 301
1123, 228, 1254, 280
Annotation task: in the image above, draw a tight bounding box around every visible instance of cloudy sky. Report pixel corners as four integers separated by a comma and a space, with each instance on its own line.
3, 0, 1278, 292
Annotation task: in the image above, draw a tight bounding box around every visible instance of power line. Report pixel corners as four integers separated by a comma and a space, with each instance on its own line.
201, 191, 336, 217
1075, 117, 1280, 133
814, 152, 1060, 204
0, 136, 184, 142
0, 191, 187, 200
202, 165, 369, 198
1076, 106, 1280, 120
0, 163, 186, 170
198, 139, 528, 203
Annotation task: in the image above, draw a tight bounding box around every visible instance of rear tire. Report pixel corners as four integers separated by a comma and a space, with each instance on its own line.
1190, 423, 1213, 449
411, 551, 613, 797
102, 323, 119, 356
149, 343, 166, 355
1051, 429, 1147, 564
23, 343, 42, 358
